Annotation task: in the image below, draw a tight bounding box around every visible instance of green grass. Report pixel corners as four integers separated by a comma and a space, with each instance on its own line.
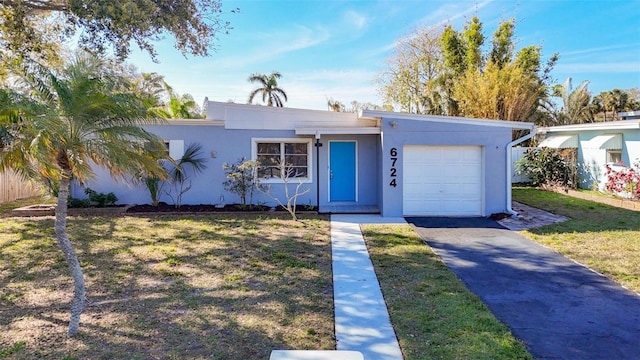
362, 225, 533, 360
513, 186, 640, 293
0, 196, 53, 217
0, 210, 333, 359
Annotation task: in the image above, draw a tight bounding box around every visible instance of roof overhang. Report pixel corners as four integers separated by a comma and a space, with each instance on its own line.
360, 110, 535, 130
583, 134, 622, 149
538, 135, 578, 148
295, 127, 381, 138
166, 119, 225, 126
538, 120, 640, 133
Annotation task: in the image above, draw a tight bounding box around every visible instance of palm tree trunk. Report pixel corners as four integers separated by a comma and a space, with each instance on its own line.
55, 173, 86, 337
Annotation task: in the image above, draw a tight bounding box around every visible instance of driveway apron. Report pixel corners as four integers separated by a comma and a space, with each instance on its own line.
407, 217, 640, 360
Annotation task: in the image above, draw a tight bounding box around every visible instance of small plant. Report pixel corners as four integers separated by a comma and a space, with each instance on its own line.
516, 147, 577, 189
164, 143, 207, 208
68, 188, 118, 208
257, 160, 310, 221
0, 341, 26, 357
223, 157, 261, 206
605, 160, 640, 200
84, 188, 118, 207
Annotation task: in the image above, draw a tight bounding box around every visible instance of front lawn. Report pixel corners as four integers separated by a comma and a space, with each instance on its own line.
513, 186, 640, 293
362, 225, 533, 360
0, 213, 334, 359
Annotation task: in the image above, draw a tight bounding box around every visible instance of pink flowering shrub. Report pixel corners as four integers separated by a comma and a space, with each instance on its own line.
605, 161, 640, 200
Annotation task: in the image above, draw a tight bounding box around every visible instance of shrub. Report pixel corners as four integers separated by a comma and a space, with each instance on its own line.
605, 161, 640, 199
223, 158, 261, 206
68, 188, 118, 208
516, 147, 577, 189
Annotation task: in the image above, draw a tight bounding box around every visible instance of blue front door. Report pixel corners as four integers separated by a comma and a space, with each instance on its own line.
330, 141, 356, 201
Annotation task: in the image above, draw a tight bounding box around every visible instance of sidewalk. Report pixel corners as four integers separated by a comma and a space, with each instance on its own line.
331, 214, 406, 360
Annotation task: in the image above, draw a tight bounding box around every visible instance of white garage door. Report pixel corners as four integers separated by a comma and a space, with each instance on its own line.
403, 145, 483, 216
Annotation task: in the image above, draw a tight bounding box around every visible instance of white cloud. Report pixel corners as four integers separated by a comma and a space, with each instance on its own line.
195, 24, 331, 69
343, 10, 367, 30
560, 44, 639, 57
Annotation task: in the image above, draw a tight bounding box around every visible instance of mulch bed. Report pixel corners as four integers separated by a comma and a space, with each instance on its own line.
125, 203, 317, 213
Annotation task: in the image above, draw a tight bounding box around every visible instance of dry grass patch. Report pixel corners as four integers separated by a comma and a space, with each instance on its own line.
0, 213, 333, 359
513, 187, 640, 293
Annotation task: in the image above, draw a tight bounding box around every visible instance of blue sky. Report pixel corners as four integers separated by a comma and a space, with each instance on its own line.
128, 0, 640, 111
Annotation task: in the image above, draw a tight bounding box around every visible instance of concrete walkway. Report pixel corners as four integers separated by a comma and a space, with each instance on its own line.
331, 215, 406, 360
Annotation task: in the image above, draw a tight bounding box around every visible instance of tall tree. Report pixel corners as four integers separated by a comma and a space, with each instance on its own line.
462, 16, 484, 71
0, 0, 234, 61
489, 19, 515, 69
380, 16, 556, 120
154, 83, 202, 118
454, 61, 542, 122
378, 25, 444, 114
0, 53, 167, 336
247, 72, 288, 107
551, 77, 594, 124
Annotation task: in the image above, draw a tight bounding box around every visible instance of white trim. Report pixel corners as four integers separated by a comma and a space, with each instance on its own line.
539, 119, 640, 132
360, 110, 536, 130
296, 127, 381, 136
251, 138, 312, 184
328, 140, 358, 203
166, 119, 225, 126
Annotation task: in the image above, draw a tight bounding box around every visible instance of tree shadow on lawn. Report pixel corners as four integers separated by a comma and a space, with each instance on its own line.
0, 214, 334, 359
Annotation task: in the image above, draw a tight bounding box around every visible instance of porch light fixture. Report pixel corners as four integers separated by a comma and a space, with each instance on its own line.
389, 120, 398, 128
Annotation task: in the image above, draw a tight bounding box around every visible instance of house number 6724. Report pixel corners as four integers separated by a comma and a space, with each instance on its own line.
389, 147, 398, 187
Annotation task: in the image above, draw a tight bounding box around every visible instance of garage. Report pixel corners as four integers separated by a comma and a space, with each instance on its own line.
403, 145, 483, 216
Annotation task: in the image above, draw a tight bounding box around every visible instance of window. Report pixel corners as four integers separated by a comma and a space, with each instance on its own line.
254, 139, 311, 181
607, 150, 622, 164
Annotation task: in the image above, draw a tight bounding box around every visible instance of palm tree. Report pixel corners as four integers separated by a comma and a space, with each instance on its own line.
551, 77, 594, 124
247, 71, 288, 107
151, 82, 202, 118
0, 53, 167, 337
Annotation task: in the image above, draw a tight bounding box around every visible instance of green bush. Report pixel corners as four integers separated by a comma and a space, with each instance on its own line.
68, 188, 118, 208
516, 147, 577, 188
223, 158, 260, 206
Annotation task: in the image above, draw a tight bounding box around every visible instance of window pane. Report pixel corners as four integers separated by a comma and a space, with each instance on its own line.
258, 166, 281, 178
285, 154, 308, 166
258, 143, 281, 154
257, 154, 280, 166
607, 151, 622, 163
285, 143, 307, 155
289, 167, 308, 177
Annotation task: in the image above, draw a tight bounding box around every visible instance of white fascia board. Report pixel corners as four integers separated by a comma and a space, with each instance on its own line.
539, 120, 640, 133
166, 119, 225, 126
206, 101, 372, 130
295, 127, 381, 136
360, 110, 535, 130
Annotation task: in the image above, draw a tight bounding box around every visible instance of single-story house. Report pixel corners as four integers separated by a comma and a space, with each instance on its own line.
537, 119, 640, 190
74, 101, 534, 217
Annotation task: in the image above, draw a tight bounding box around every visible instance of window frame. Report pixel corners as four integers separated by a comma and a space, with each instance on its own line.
252, 138, 312, 183
606, 149, 622, 164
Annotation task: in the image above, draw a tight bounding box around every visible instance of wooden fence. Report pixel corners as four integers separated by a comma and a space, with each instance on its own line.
0, 170, 41, 204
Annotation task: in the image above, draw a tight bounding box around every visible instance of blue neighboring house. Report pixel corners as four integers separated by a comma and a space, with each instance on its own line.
74, 101, 534, 217
538, 119, 640, 190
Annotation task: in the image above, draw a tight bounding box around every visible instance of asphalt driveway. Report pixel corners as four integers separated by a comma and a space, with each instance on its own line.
407, 217, 640, 360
